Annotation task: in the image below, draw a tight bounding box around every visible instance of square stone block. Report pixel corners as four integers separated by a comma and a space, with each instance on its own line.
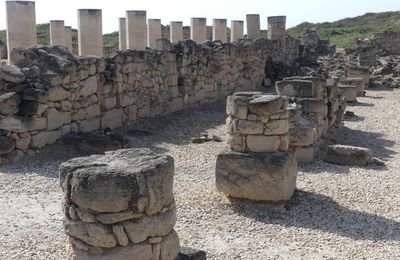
215, 150, 297, 202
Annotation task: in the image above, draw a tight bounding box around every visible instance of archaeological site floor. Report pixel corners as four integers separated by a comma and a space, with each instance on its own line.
0, 86, 399, 259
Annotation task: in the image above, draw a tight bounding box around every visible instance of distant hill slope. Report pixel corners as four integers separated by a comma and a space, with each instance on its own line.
1, 11, 399, 51
287, 11, 400, 48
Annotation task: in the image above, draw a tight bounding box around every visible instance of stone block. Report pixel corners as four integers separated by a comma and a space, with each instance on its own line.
46, 108, 71, 130
85, 104, 101, 119
0, 66, 25, 83
128, 105, 138, 121
22, 88, 49, 103
177, 247, 207, 260
215, 150, 297, 202
297, 98, 327, 116
78, 118, 100, 133
338, 85, 357, 102
48, 86, 71, 101
326, 145, 373, 166
100, 109, 125, 130
117, 93, 136, 107
31, 130, 62, 149
247, 135, 280, 153
264, 119, 289, 135
18, 101, 48, 117
0, 136, 15, 155
0, 92, 20, 115
59, 149, 175, 215
294, 147, 315, 163
237, 120, 263, 135
289, 127, 316, 147
100, 96, 117, 111
0, 116, 46, 132
79, 76, 98, 97
276, 80, 314, 97
226, 95, 249, 119
248, 95, 286, 117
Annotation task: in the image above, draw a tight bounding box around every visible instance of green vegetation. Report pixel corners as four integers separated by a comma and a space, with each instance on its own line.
287, 11, 400, 48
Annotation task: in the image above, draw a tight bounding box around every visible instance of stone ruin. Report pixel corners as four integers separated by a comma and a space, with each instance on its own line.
60, 149, 180, 260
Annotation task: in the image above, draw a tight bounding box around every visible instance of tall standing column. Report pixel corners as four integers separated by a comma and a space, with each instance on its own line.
64, 26, 73, 51
267, 16, 286, 43
147, 19, 161, 49
6, 1, 37, 64
231, 20, 244, 42
170, 21, 183, 43
212, 19, 227, 43
118, 18, 127, 51
50, 20, 65, 46
78, 9, 103, 57
126, 10, 147, 50
190, 18, 207, 43
246, 14, 260, 40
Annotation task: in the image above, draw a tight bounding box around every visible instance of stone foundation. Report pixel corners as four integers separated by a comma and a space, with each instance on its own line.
59, 148, 180, 260
216, 92, 297, 202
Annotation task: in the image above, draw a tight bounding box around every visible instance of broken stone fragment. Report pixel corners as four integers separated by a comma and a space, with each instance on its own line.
0, 92, 20, 115
326, 144, 373, 166
0, 65, 26, 83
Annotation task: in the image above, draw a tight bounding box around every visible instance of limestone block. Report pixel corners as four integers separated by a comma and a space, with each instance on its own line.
276, 80, 314, 98
215, 150, 297, 202
159, 230, 180, 260
113, 224, 129, 247
0, 116, 46, 132
289, 127, 316, 147
0, 66, 26, 83
237, 120, 263, 135
72, 109, 86, 121
100, 96, 117, 111
64, 220, 117, 248
248, 95, 286, 117
46, 108, 71, 130
295, 147, 315, 163
279, 134, 289, 151
100, 109, 125, 130
78, 118, 100, 133
97, 211, 143, 225
49, 86, 71, 101
297, 98, 327, 116
31, 130, 62, 149
59, 149, 175, 215
128, 105, 138, 121
22, 88, 49, 103
117, 93, 136, 107
226, 95, 249, 119
338, 85, 357, 102
124, 205, 176, 244
0, 136, 15, 155
15, 133, 31, 152
247, 135, 280, 153
264, 119, 289, 136
18, 101, 48, 116
79, 76, 98, 97
0, 92, 20, 115
85, 104, 101, 119
326, 145, 373, 166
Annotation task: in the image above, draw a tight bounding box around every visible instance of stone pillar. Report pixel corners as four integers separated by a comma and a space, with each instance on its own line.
50, 20, 65, 46
246, 14, 260, 40
347, 65, 370, 89
126, 10, 147, 50
267, 16, 286, 43
231, 20, 244, 42
190, 18, 207, 43
64, 26, 73, 51
170, 21, 183, 43
60, 149, 180, 260
216, 92, 297, 202
147, 19, 161, 49
212, 19, 227, 43
78, 9, 103, 57
6, 1, 37, 64
118, 18, 127, 51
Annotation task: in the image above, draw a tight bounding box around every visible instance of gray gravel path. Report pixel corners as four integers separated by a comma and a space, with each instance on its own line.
1, 87, 399, 259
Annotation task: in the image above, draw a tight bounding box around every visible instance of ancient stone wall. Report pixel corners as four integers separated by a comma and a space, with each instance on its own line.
0, 38, 287, 163
354, 30, 400, 55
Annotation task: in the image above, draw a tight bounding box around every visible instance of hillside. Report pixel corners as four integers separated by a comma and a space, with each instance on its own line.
1, 11, 399, 51
287, 11, 400, 48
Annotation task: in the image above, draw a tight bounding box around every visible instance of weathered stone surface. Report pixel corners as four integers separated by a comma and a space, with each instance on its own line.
248, 95, 286, 116
78, 118, 100, 133
0, 65, 26, 83
18, 101, 48, 116
68, 242, 153, 260
338, 85, 357, 102
15, 133, 31, 152
297, 98, 327, 115
100, 109, 125, 130
22, 88, 49, 103
159, 229, 180, 260
276, 80, 314, 97
326, 145, 373, 166
237, 120, 263, 135
46, 108, 71, 130
0, 92, 20, 115
49, 86, 71, 101
264, 119, 289, 135
226, 95, 249, 119
0, 116, 46, 132
64, 220, 117, 248
123, 205, 176, 244
31, 130, 62, 149
79, 76, 98, 97
112, 224, 129, 247
59, 149, 175, 214
215, 150, 297, 202
295, 147, 315, 163
247, 135, 280, 153
0, 136, 15, 155
289, 128, 316, 147
97, 210, 143, 225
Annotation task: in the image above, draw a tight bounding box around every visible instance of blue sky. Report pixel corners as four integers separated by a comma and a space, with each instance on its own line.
1, 0, 399, 33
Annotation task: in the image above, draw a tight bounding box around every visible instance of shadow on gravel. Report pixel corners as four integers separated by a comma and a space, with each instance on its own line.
343, 115, 365, 122
230, 190, 400, 241
329, 127, 396, 160
347, 101, 374, 107
367, 86, 394, 92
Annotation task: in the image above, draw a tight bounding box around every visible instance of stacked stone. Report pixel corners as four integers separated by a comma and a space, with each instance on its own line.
216, 92, 297, 202
276, 76, 344, 162
358, 50, 377, 67
339, 77, 365, 97
60, 148, 180, 260
347, 65, 370, 90
0, 35, 294, 163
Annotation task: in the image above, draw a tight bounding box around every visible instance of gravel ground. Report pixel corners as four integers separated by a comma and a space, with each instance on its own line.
1, 87, 400, 259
